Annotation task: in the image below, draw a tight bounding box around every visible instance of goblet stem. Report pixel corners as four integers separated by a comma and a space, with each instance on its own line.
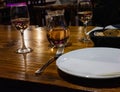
80, 23, 90, 42
17, 30, 32, 54
20, 30, 27, 50
83, 23, 87, 39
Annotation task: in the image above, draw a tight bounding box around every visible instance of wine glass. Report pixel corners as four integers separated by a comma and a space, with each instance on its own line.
46, 10, 70, 48
77, 0, 93, 42
10, 3, 32, 54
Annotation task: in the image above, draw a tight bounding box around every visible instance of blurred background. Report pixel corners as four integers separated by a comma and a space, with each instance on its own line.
0, 0, 120, 27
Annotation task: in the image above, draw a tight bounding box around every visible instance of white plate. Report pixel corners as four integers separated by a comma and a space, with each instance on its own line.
56, 47, 120, 79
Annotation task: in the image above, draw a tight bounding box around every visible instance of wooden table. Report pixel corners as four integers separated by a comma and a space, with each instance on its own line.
0, 25, 120, 92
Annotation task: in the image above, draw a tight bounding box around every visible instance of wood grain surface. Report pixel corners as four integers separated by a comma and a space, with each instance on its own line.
0, 25, 120, 92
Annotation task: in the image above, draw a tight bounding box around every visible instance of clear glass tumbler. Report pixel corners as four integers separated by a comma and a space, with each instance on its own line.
46, 10, 70, 48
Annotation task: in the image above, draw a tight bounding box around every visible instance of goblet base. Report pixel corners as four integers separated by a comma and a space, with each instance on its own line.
79, 37, 91, 43
16, 47, 32, 54
79, 38, 90, 42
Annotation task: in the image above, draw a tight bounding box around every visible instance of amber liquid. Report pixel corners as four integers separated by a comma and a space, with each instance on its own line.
11, 18, 30, 31
77, 11, 92, 24
47, 27, 70, 47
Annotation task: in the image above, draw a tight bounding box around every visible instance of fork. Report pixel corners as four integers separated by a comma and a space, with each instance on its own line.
35, 47, 64, 75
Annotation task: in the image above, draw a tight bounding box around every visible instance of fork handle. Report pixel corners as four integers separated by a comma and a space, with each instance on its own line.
35, 57, 56, 75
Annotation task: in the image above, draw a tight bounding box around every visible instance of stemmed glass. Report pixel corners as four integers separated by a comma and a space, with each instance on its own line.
77, 0, 93, 42
10, 3, 32, 54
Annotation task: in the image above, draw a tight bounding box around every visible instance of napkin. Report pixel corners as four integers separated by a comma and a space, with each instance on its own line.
87, 24, 120, 35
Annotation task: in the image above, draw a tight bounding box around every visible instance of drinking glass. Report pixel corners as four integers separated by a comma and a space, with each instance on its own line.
10, 3, 32, 54
77, 0, 93, 42
46, 10, 70, 48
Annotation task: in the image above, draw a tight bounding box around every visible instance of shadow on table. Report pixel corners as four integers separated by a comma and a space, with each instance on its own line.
0, 77, 87, 92
58, 69, 120, 88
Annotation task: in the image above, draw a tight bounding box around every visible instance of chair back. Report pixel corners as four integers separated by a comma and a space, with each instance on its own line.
26, 0, 46, 26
